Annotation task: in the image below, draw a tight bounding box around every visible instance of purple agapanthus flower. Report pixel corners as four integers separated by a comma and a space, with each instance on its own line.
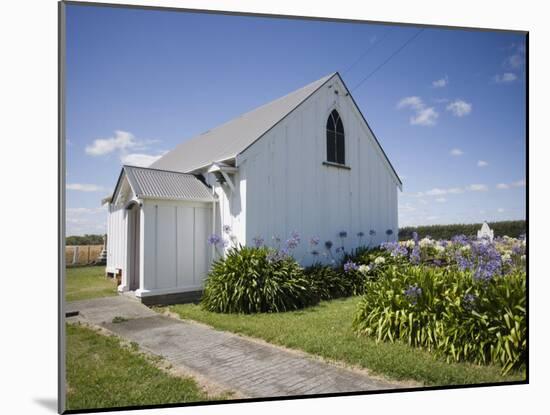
309, 236, 320, 246
343, 260, 358, 273
267, 249, 288, 263
311, 249, 319, 256
290, 231, 301, 243
339, 231, 348, 238
382, 241, 407, 257
404, 284, 422, 304
369, 230, 376, 236
207, 234, 221, 246
285, 237, 299, 250
410, 245, 421, 264
357, 231, 365, 238
412, 231, 419, 244
452, 234, 469, 246
252, 236, 264, 248
325, 240, 333, 250
463, 293, 477, 310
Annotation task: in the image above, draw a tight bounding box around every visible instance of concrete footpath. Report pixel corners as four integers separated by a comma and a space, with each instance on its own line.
67, 296, 402, 398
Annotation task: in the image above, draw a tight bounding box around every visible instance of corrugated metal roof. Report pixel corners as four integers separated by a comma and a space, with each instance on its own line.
151, 73, 336, 173
124, 165, 215, 202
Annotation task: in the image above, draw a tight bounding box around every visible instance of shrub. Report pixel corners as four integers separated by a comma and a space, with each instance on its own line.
201, 246, 317, 313
304, 263, 365, 300
353, 265, 526, 374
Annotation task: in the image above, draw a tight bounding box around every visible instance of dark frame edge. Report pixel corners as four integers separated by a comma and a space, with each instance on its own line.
62, 0, 528, 34
58, 1, 67, 413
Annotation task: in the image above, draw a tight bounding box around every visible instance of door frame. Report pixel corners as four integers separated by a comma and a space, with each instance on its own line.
126, 201, 141, 291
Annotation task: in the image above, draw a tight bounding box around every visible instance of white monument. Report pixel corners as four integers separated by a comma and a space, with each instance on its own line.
477, 222, 494, 242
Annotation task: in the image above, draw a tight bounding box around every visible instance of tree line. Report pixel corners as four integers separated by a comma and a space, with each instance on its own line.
398, 220, 526, 241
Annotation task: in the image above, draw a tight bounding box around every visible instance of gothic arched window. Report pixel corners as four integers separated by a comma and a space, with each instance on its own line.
326, 109, 345, 164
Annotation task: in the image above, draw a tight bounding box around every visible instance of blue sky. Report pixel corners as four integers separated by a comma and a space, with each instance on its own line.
65, 4, 526, 235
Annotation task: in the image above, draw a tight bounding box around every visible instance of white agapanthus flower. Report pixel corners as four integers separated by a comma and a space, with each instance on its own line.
502, 253, 512, 262
435, 244, 445, 254
419, 237, 433, 249
405, 240, 415, 249
460, 245, 471, 253
374, 256, 386, 265
358, 264, 371, 275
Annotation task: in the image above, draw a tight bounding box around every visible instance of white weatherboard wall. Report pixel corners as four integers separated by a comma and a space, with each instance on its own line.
204, 170, 246, 248
137, 198, 212, 297
239, 76, 399, 263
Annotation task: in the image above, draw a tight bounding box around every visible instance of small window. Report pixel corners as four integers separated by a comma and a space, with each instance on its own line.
326, 110, 345, 164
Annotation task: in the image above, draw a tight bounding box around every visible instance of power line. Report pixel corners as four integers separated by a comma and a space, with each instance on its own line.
349, 28, 425, 93
341, 29, 392, 75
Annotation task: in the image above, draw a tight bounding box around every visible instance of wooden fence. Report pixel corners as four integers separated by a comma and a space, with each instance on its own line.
65, 245, 103, 266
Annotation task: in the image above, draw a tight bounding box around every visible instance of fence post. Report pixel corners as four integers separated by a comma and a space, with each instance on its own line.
72, 246, 78, 265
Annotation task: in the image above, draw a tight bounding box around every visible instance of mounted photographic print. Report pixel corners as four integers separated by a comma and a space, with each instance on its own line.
59, 1, 528, 413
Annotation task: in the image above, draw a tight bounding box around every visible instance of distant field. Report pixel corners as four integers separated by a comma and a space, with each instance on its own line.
65, 266, 117, 302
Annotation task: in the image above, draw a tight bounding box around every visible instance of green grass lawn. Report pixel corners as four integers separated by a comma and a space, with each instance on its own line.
169, 297, 525, 387
66, 323, 221, 410
65, 266, 117, 302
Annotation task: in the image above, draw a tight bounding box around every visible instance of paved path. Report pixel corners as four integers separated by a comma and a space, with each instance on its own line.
67, 296, 401, 398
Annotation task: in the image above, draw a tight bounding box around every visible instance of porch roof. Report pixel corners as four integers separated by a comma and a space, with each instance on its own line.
117, 165, 216, 203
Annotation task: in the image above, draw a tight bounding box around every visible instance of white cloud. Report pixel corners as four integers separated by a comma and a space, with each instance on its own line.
411, 107, 439, 126
446, 100, 472, 117
397, 96, 438, 126
503, 45, 525, 70
420, 187, 464, 197
497, 208, 505, 213
425, 188, 447, 196
496, 179, 526, 189
66, 207, 106, 214
399, 203, 416, 213
467, 184, 488, 192
121, 152, 166, 167
432, 76, 449, 88
435, 197, 447, 203
450, 148, 464, 156
477, 160, 489, 167
397, 96, 423, 110
512, 179, 526, 187
85, 130, 137, 156
66, 183, 106, 192
493, 72, 518, 84
447, 188, 464, 194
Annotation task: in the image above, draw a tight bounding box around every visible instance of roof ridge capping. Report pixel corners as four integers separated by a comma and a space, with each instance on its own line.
123, 164, 197, 176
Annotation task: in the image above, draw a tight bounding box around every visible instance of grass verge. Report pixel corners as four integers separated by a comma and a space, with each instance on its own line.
65, 266, 117, 302
168, 297, 525, 387
66, 323, 220, 410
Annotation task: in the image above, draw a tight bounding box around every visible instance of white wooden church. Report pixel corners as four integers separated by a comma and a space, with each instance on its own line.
104, 72, 402, 305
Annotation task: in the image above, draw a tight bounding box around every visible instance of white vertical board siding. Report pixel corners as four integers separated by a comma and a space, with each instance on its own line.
106, 205, 126, 273
205, 170, 246, 249
141, 199, 212, 294
241, 77, 399, 264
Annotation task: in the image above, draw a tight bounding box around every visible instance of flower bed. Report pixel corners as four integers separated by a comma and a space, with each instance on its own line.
352, 233, 526, 374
